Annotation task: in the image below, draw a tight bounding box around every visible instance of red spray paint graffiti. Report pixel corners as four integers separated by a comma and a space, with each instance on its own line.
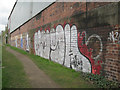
78, 32, 102, 75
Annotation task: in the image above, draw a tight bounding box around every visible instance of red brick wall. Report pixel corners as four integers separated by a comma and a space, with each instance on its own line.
104, 25, 120, 82
10, 2, 119, 82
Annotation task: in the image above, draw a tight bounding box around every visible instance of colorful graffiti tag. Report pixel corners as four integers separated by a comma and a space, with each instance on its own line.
13, 33, 30, 50
34, 23, 103, 74
20, 34, 23, 48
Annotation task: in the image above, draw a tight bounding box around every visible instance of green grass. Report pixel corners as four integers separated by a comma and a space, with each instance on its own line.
0, 43, 2, 89
2, 46, 31, 88
8, 45, 96, 88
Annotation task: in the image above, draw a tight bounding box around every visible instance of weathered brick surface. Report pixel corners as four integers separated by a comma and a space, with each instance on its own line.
10, 2, 120, 82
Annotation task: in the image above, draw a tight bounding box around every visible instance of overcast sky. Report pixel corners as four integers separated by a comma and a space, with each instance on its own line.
0, 0, 16, 32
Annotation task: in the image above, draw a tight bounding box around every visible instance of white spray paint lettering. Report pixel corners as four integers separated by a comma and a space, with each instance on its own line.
108, 31, 120, 43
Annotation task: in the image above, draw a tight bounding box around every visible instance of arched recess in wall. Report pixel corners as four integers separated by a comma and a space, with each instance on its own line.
64, 24, 71, 67
26, 33, 29, 51
37, 30, 41, 56
50, 28, 57, 62
34, 32, 38, 55
44, 30, 50, 59
41, 30, 46, 58
55, 25, 65, 65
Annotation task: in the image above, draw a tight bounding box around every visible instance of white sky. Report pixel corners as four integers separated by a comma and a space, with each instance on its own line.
0, 0, 16, 32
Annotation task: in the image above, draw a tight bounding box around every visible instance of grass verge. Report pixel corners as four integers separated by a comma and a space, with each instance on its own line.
2, 46, 31, 88
0, 44, 2, 89
8, 45, 96, 88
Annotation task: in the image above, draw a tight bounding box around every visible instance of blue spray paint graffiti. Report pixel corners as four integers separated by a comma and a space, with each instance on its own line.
21, 34, 23, 48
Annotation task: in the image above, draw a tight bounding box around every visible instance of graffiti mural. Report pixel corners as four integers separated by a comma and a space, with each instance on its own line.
55, 25, 65, 64
15, 36, 18, 47
34, 32, 38, 55
11, 33, 30, 51
34, 23, 103, 74
78, 32, 103, 74
50, 28, 57, 62
70, 26, 91, 73
64, 24, 71, 67
26, 34, 29, 51
44, 30, 50, 59
20, 34, 23, 48
37, 30, 41, 56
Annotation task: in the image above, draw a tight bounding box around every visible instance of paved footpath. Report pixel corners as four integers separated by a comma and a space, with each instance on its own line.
6, 47, 60, 88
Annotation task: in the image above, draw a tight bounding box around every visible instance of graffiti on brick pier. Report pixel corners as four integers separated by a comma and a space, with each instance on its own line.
15, 36, 18, 47
26, 34, 29, 51
78, 32, 103, 74
20, 34, 23, 48
34, 23, 103, 74
13, 33, 30, 50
